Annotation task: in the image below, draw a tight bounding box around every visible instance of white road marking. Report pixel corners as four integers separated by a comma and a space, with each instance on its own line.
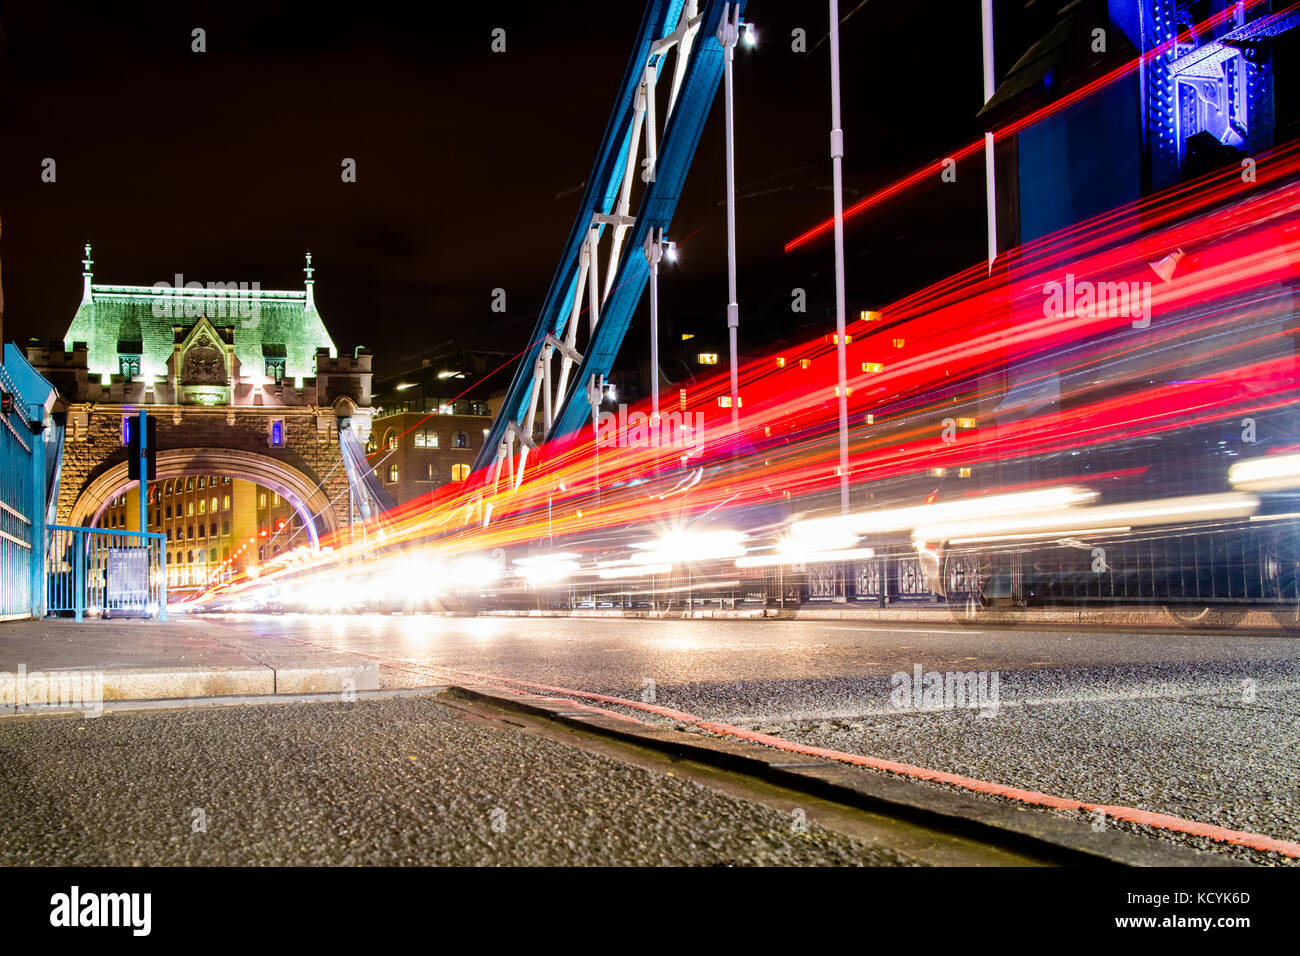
725, 681, 1300, 726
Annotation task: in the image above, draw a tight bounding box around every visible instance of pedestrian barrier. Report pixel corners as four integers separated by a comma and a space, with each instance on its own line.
0, 347, 58, 621
45, 525, 168, 621
0, 363, 36, 619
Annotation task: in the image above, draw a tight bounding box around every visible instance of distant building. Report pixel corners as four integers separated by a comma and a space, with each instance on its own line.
95, 474, 303, 595
368, 349, 513, 505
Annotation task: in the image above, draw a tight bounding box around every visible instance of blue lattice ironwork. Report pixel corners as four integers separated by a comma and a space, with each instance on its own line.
477, 0, 746, 492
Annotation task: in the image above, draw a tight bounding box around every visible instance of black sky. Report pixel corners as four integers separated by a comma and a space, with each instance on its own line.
0, 1, 1050, 376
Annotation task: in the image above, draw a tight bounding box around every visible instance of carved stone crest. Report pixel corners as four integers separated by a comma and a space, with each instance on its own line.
182, 332, 226, 385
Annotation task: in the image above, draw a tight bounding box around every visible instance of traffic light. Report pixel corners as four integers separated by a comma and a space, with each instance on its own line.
127, 415, 157, 482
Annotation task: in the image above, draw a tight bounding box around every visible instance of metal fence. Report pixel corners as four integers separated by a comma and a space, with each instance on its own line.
0, 362, 37, 620
46, 526, 168, 620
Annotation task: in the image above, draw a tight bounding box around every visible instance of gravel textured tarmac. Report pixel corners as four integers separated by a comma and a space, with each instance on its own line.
204, 614, 1300, 865
0, 695, 917, 866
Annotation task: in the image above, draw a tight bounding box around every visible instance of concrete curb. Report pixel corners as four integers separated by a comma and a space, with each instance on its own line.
0, 662, 379, 712
480, 605, 1293, 630
444, 685, 1245, 867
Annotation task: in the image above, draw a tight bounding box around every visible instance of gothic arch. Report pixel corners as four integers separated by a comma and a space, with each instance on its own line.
69, 448, 339, 548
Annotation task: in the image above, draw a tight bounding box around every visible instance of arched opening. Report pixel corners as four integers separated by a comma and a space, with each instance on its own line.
70, 448, 340, 551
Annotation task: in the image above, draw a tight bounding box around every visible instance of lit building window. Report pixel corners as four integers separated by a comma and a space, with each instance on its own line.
118, 355, 140, 379
198, 499, 206, 514
697, 352, 719, 365
386, 433, 397, 451
454, 431, 469, 449
259, 493, 267, 508
187, 502, 194, 516
388, 465, 399, 483
222, 495, 230, 510
451, 464, 470, 482
198, 477, 205, 489
426, 463, 438, 481
186, 478, 194, 491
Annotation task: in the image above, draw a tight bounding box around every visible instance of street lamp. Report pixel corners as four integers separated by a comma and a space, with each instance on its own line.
643, 226, 676, 421
717, 3, 749, 432
828, 0, 850, 515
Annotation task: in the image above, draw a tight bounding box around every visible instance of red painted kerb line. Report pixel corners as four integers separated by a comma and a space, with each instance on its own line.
448, 667, 1300, 859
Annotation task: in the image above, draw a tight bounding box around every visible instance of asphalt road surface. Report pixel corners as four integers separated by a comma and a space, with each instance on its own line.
203, 614, 1300, 865
0, 694, 921, 866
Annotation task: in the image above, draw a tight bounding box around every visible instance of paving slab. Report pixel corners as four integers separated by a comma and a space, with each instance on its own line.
0, 616, 378, 709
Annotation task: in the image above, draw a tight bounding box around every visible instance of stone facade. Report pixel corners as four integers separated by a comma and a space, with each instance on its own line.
27, 346, 375, 544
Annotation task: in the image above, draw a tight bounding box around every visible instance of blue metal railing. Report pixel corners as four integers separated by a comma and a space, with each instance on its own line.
46, 526, 168, 621
0, 361, 36, 620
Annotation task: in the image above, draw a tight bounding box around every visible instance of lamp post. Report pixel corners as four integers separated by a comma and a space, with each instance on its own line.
643, 227, 676, 422
717, 5, 753, 431
828, 0, 851, 515
981, 0, 997, 272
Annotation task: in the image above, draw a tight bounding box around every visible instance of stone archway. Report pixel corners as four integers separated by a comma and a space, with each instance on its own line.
69, 448, 340, 548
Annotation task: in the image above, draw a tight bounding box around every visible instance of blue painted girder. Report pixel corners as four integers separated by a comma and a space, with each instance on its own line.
475, 0, 744, 472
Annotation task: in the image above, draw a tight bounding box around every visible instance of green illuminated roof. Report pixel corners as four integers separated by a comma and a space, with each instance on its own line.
65, 283, 336, 384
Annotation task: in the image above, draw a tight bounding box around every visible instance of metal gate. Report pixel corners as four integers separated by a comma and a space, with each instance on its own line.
46, 526, 167, 620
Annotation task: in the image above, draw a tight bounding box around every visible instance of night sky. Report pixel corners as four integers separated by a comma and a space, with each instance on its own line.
0, 1, 1051, 377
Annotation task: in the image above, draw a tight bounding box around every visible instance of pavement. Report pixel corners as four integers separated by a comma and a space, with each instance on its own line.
0, 617, 378, 707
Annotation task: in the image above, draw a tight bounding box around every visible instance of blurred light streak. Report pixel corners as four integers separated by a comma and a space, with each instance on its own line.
736, 546, 876, 568
913, 493, 1260, 543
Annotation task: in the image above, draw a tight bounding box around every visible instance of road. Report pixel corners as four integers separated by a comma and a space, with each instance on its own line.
0, 693, 936, 866
203, 613, 1300, 865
